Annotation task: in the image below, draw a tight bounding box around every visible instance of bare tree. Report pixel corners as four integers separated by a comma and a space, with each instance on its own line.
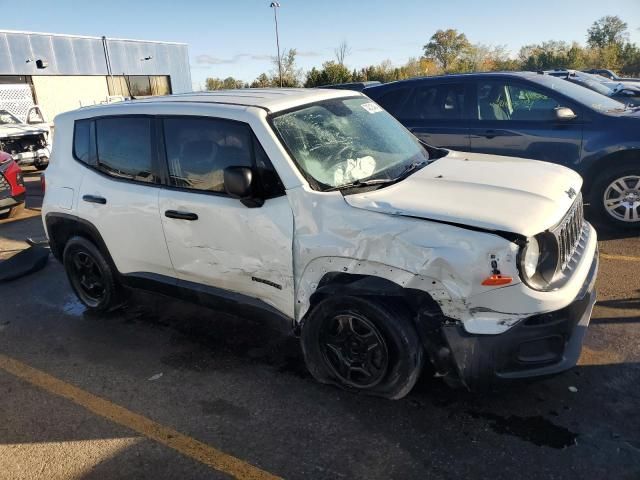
334, 40, 352, 66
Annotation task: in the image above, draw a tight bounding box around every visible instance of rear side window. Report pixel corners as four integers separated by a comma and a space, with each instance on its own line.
73, 119, 97, 167
374, 88, 411, 116
96, 118, 155, 183
400, 83, 467, 120
163, 117, 253, 193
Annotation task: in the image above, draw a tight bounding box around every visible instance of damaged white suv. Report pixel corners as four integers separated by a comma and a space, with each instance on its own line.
42, 89, 598, 398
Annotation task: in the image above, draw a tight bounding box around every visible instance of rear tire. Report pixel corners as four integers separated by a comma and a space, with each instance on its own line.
590, 164, 640, 229
63, 236, 124, 312
0, 203, 24, 219
301, 296, 423, 399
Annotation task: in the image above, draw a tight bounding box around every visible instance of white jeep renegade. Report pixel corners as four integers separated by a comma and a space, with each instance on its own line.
42, 89, 598, 398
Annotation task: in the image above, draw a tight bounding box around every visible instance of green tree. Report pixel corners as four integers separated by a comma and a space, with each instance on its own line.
205, 77, 244, 90
271, 48, 303, 87
587, 15, 629, 49
250, 73, 272, 88
423, 29, 471, 71
304, 61, 353, 87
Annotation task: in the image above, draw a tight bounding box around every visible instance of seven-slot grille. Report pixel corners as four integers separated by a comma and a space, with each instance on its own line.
553, 194, 584, 270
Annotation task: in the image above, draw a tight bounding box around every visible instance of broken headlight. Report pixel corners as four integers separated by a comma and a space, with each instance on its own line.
518, 232, 559, 291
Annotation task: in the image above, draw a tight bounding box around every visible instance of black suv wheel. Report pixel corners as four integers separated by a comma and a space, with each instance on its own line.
301, 296, 423, 399
63, 236, 124, 311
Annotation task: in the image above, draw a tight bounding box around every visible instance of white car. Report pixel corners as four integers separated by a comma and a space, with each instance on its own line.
42, 89, 598, 398
0, 108, 51, 170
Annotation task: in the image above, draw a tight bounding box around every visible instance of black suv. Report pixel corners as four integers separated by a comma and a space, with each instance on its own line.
363, 72, 640, 229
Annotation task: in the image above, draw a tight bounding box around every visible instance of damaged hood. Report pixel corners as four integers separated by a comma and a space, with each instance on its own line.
344, 150, 583, 237
0, 124, 48, 138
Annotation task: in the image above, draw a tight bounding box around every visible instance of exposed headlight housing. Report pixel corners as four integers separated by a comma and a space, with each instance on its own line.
518, 232, 559, 291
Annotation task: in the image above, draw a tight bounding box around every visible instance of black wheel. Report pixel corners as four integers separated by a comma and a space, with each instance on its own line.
63, 236, 124, 312
301, 296, 423, 399
34, 157, 49, 171
0, 203, 23, 220
591, 164, 640, 229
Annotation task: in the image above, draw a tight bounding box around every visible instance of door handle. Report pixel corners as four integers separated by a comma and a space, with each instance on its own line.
165, 210, 198, 221
82, 195, 107, 205
483, 130, 497, 139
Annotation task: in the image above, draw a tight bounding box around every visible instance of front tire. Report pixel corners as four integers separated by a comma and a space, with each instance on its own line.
63, 236, 124, 312
301, 296, 423, 399
591, 165, 640, 229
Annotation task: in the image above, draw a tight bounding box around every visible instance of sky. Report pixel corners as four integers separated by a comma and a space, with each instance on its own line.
1, 0, 639, 89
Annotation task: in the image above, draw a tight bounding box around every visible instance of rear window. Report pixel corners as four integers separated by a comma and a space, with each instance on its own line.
96, 118, 155, 183
399, 83, 467, 120
374, 88, 411, 116
73, 119, 97, 166
73, 116, 156, 183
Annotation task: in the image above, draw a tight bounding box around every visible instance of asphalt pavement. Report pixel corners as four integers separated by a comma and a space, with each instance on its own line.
0, 172, 638, 479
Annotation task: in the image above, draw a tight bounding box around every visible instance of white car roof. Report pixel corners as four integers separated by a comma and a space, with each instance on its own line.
71, 88, 363, 117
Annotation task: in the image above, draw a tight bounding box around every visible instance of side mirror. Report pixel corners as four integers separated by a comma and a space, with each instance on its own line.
554, 106, 577, 121
223, 166, 264, 208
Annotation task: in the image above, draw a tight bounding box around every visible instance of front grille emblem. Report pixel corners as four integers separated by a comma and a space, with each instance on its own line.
565, 187, 577, 199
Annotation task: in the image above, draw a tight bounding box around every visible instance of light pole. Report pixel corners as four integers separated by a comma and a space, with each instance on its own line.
270, 2, 283, 87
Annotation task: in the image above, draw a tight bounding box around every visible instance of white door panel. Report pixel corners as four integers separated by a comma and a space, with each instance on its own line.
77, 170, 174, 277
158, 190, 294, 318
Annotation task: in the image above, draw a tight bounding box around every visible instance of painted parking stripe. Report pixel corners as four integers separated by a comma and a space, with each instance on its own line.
600, 253, 640, 262
0, 353, 281, 480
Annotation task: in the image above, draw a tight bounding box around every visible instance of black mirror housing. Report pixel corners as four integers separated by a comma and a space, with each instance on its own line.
224, 166, 264, 208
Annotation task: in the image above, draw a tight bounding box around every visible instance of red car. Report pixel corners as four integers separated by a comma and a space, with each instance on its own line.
0, 151, 26, 219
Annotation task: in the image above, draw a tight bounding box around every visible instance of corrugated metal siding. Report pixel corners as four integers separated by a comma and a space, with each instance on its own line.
0, 31, 191, 93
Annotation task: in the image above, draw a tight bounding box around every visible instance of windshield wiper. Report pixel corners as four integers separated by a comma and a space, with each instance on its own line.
325, 177, 396, 192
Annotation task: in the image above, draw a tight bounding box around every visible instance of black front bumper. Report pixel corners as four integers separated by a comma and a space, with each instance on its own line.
442, 252, 598, 390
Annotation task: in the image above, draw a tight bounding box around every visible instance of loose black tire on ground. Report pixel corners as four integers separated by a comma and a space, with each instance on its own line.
63, 236, 124, 312
590, 163, 640, 230
301, 295, 423, 399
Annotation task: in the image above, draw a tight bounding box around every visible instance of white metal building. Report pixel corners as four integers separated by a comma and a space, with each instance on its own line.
0, 30, 192, 122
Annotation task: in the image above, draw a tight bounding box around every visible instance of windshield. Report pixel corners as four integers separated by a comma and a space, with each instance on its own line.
537, 75, 624, 112
570, 72, 616, 95
271, 97, 430, 190
0, 110, 21, 125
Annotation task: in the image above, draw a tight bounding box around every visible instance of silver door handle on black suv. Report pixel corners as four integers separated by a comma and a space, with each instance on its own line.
164, 210, 198, 221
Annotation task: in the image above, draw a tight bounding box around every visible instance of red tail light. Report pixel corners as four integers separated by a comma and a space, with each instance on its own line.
41, 173, 46, 195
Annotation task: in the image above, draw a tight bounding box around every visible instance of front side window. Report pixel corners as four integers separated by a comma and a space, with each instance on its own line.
96, 117, 155, 183
271, 96, 430, 190
477, 82, 563, 121
163, 117, 253, 193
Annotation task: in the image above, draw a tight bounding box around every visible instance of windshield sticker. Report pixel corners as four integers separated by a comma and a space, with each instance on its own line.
361, 102, 383, 114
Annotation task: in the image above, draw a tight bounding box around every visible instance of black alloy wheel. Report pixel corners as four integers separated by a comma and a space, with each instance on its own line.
320, 313, 389, 389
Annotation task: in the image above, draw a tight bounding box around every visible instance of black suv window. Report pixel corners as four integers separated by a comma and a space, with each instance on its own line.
375, 88, 411, 116
95, 117, 155, 183
163, 117, 254, 193
399, 83, 467, 120
477, 81, 562, 121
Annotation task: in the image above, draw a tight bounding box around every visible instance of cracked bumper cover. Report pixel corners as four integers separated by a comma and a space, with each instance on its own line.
442, 250, 598, 389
